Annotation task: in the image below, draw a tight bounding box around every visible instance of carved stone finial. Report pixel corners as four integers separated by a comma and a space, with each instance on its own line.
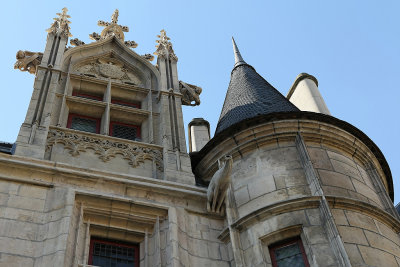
142, 54, 154, 61
46, 7, 72, 37
70, 38, 85, 46
154, 29, 178, 61
207, 155, 233, 214
111, 9, 119, 24
179, 81, 202, 106
14, 50, 43, 74
90, 9, 137, 49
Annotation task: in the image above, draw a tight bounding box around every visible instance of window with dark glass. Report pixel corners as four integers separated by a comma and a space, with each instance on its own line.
88, 238, 139, 267
67, 114, 100, 134
269, 238, 309, 267
110, 122, 141, 141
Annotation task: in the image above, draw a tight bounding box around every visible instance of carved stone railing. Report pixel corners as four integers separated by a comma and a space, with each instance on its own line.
46, 127, 163, 171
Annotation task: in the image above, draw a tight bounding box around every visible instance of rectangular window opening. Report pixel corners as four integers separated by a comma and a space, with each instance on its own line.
88, 238, 139, 267
67, 114, 100, 134
269, 237, 310, 267
110, 122, 141, 141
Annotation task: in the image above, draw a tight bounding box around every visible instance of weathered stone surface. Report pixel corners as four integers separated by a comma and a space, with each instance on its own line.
358, 245, 398, 267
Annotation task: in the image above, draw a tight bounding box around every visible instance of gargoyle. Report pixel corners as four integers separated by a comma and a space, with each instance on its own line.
14, 50, 43, 74
179, 81, 202, 106
207, 155, 233, 214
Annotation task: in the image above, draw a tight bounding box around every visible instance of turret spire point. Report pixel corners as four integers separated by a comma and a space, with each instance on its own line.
232, 37, 246, 67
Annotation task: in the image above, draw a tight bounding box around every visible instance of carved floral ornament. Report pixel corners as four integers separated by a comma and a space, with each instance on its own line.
46, 129, 163, 171
88, 9, 138, 49
154, 30, 178, 61
46, 7, 72, 38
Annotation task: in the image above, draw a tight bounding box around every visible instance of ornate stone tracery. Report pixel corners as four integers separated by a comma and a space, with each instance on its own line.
179, 81, 202, 106
46, 7, 72, 37
46, 129, 163, 171
14, 50, 43, 74
154, 29, 178, 61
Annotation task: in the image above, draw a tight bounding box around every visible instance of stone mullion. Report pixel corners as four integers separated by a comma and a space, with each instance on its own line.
295, 133, 351, 267
57, 73, 71, 127
101, 79, 112, 135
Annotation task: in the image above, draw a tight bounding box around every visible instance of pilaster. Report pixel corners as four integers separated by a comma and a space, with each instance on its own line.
14, 8, 71, 159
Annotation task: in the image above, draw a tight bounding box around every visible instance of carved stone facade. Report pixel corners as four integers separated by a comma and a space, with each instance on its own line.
73, 57, 143, 85
1, 7, 399, 267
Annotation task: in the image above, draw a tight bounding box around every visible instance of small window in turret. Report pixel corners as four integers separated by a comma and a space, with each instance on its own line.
269, 237, 309, 267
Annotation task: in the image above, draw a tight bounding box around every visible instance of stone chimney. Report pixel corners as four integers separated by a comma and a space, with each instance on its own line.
287, 73, 330, 115
188, 118, 210, 152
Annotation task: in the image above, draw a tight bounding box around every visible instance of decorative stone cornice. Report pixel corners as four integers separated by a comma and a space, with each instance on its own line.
327, 196, 400, 231
46, 127, 163, 170
154, 29, 178, 61
191, 112, 393, 200
46, 7, 72, 38
218, 196, 322, 242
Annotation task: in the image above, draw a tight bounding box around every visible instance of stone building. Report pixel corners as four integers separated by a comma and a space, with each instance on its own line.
1, 7, 400, 267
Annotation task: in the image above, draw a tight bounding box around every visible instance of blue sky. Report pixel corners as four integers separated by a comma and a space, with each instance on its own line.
1, 1, 399, 202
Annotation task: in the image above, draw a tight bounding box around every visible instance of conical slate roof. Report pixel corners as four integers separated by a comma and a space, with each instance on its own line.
215, 38, 299, 135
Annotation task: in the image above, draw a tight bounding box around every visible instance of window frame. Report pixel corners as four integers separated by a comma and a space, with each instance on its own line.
109, 121, 141, 140
67, 113, 101, 134
88, 238, 140, 267
269, 237, 310, 267
111, 99, 141, 109
72, 91, 103, 101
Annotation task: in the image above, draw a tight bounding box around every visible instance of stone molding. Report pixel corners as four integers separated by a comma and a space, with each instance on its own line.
62, 37, 160, 82
296, 134, 351, 267
218, 196, 321, 242
327, 196, 400, 232
0, 153, 206, 201
259, 224, 303, 246
46, 127, 163, 171
194, 118, 390, 196
76, 194, 168, 236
